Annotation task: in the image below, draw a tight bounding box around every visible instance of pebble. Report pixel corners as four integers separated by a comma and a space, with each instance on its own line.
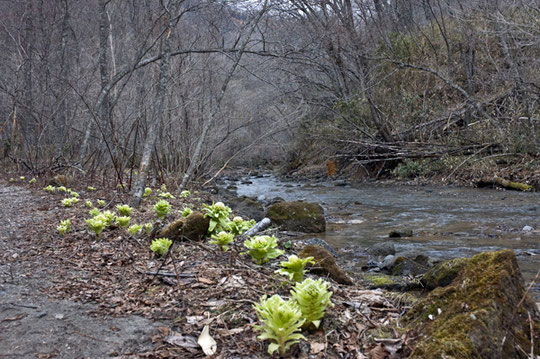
36, 312, 47, 318
522, 225, 534, 232
54, 314, 65, 320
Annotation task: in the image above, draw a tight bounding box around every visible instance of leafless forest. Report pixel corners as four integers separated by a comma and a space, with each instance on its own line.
1, 0, 538, 194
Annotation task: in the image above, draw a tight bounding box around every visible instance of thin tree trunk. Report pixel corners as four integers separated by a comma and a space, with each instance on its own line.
131, 0, 180, 207
179, 0, 269, 190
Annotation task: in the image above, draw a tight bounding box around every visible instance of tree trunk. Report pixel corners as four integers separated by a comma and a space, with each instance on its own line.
131, 0, 180, 207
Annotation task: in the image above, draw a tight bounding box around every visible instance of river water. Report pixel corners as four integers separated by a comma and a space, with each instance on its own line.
232, 175, 540, 294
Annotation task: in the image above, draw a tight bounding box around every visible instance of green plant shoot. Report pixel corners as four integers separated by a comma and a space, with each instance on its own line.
275, 255, 315, 282
85, 200, 92, 208
128, 224, 143, 236
97, 199, 106, 208
29, 178, 36, 184
61, 198, 79, 207
290, 278, 333, 329
89, 208, 100, 217
57, 219, 71, 236
86, 217, 106, 239
44, 185, 55, 192
180, 190, 191, 198
209, 231, 234, 251
143, 187, 152, 197
158, 192, 175, 199
253, 294, 306, 355
228, 216, 256, 235
150, 238, 172, 256
57, 186, 67, 192
115, 216, 131, 228
243, 235, 284, 265
143, 222, 153, 235
116, 204, 133, 216
202, 202, 232, 235
154, 199, 171, 219
87, 186, 96, 191
181, 207, 193, 217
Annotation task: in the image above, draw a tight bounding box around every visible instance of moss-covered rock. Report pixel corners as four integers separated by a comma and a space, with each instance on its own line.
266, 201, 325, 233
405, 250, 540, 359
420, 257, 468, 290
362, 273, 407, 290
299, 245, 353, 285
392, 257, 428, 276
158, 211, 209, 241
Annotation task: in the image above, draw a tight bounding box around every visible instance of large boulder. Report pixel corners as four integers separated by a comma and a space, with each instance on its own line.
157, 212, 209, 241
266, 201, 325, 233
299, 245, 353, 285
405, 250, 540, 359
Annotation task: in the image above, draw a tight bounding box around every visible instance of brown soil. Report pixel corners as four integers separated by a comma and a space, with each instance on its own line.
0, 177, 411, 358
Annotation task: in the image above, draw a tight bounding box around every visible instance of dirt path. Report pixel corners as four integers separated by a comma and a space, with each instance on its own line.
0, 185, 161, 358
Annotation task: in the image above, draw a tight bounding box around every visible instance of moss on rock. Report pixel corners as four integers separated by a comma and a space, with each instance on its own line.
405, 250, 540, 359
266, 201, 326, 233
363, 273, 406, 290
299, 245, 353, 285
158, 211, 209, 241
420, 257, 468, 290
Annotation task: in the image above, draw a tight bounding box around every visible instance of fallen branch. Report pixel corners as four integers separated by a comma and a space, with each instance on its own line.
244, 218, 271, 236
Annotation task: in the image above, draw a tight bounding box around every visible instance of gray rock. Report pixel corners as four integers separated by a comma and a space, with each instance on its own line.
395, 250, 430, 266
522, 225, 534, 232
381, 255, 396, 269
368, 242, 396, 257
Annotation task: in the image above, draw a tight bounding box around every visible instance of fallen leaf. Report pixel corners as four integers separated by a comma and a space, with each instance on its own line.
369, 343, 389, 359
198, 277, 215, 284
310, 342, 326, 354
166, 332, 198, 348
198, 325, 217, 356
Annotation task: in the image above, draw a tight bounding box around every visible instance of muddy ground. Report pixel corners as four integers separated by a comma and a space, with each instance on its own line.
0, 185, 162, 358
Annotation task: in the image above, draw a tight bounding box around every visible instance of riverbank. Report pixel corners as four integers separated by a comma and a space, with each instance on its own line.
1, 174, 539, 358
276, 153, 540, 192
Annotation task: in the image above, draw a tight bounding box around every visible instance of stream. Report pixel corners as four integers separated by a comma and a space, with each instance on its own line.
230, 175, 540, 296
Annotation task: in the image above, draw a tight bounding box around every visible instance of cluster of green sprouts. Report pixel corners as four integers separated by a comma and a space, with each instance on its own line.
253, 278, 333, 355
275, 255, 315, 282
243, 235, 284, 265
150, 238, 172, 256
154, 200, 171, 219
57, 219, 71, 236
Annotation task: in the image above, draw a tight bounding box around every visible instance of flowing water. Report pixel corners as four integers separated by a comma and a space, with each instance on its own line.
231, 175, 540, 296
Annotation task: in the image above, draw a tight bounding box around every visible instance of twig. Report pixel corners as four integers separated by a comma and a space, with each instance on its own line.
10, 302, 38, 309
528, 311, 534, 359
72, 330, 121, 344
